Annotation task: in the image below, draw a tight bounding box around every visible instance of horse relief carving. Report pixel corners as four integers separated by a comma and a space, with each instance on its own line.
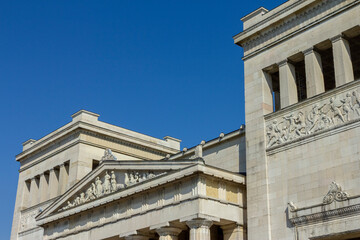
266, 90, 360, 148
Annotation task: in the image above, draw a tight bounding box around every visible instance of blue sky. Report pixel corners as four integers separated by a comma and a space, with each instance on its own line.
1, 0, 286, 238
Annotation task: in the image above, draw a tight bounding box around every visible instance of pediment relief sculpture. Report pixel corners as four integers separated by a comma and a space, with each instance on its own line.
59, 169, 163, 212
266, 89, 360, 148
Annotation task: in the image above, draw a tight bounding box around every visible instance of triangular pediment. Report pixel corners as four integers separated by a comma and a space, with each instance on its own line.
36, 159, 200, 222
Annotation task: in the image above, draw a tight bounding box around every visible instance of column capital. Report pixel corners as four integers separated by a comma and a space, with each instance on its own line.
303, 47, 316, 56
277, 59, 289, 67
156, 227, 182, 237
330, 34, 346, 43
186, 218, 213, 229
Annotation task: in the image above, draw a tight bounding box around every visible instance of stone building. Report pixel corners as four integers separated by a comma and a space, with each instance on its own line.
11, 0, 360, 239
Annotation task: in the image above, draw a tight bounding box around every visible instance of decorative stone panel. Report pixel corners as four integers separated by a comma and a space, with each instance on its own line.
265, 81, 360, 150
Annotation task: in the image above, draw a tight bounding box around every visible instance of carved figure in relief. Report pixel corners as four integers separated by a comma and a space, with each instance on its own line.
148, 172, 155, 178
266, 120, 280, 147
283, 114, 296, 140
266, 89, 360, 148
294, 112, 306, 136
95, 177, 103, 197
307, 104, 323, 133
110, 171, 117, 192
352, 91, 360, 116
86, 184, 95, 201
329, 97, 345, 123
79, 193, 86, 204
103, 171, 111, 194
342, 93, 354, 121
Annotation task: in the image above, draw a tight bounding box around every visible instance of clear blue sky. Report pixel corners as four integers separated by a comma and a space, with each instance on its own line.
1, 0, 286, 238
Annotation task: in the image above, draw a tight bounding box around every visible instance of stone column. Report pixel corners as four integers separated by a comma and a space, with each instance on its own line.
331, 34, 354, 86
304, 47, 325, 97
156, 227, 182, 240
39, 173, 49, 203
58, 163, 69, 195
221, 224, 246, 240
278, 60, 298, 108
30, 177, 39, 206
48, 168, 59, 199
186, 219, 213, 240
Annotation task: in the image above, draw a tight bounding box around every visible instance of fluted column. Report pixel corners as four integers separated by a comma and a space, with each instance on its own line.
221, 224, 246, 240
58, 163, 69, 195
39, 173, 49, 203
304, 47, 325, 97
331, 34, 354, 87
156, 227, 182, 240
30, 177, 39, 206
186, 219, 213, 240
48, 168, 59, 199
278, 60, 298, 108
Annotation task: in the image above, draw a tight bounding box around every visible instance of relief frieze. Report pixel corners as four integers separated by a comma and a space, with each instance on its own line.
266, 89, 360, 149
59, 170, 161, 212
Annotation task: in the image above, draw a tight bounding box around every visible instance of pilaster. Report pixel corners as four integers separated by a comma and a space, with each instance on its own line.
278, 60, 298, 108
58, 163, 69, 195
30, 177, 39, 206
304, 47, 325, 97
331, 34, 354, 86
48, 168, 59, 199
39, 173, 49, 203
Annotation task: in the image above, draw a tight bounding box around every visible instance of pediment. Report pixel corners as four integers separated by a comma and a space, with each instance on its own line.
37, 159, 199, 221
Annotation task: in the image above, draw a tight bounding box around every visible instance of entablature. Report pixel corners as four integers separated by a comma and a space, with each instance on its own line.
36, 160, 245, 239
233, 0, 359, 60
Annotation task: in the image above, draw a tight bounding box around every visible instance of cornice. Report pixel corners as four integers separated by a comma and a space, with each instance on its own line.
16, 119, 179, 162
234, 0, 359, 60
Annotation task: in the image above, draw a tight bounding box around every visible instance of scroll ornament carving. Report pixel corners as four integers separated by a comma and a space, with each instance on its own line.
266, 90, 360, 148
101, 149, 117, 161
323, 181, 349, 204
60, 171, 124, 211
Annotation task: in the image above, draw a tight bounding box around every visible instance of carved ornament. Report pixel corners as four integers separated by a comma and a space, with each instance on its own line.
266, 90, 360, 148
101, 149, 117, 161
323, 181, 349, 204
59, 170, 161, 212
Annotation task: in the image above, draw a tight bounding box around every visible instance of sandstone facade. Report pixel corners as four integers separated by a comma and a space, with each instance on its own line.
11, 0, 360, 239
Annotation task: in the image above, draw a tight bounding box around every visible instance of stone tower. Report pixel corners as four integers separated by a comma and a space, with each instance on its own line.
234, 0, 360, 239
